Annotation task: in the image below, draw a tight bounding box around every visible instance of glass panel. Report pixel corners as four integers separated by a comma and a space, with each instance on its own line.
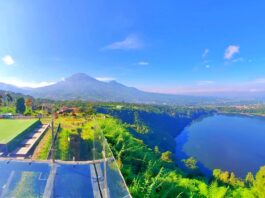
0, 160, 50, 197
92, 123, 131, 198
0, 160, 100, 198
0, 118, 131, 198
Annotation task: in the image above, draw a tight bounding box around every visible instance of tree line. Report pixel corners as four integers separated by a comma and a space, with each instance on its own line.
0, 93, 33, 115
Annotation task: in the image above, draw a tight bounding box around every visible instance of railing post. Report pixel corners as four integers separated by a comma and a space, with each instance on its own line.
51, 117, 55, 163
103, 139, 108, 198
92, 126, 95, 162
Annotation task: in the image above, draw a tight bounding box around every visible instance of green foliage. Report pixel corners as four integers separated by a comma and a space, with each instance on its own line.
93, 116, 227, 197
94, 103, 215, 156
37, 129, 53, 159
213, 169, 244, 187
0, 94, 3, 106
245, 172, 254, 187
0, 105, 15, 114
253, 166, 265, 197
0, 91, 36, 114
154, 146, 160, 154
216, 105, 265, 116
91, 115, 265, 197
161, 151, 173, 162
182, 157, 198, 170
208, 182, 228, 198
24, 107, 33, 116
56, 128, 70, 160
132, 112, 150, 134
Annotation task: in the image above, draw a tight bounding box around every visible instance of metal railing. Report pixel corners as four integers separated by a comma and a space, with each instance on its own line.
44, 117, 131, 198
0, 116, 131, 198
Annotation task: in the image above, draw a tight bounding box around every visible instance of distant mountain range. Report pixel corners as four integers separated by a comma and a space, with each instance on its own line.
0, 73, 218, 105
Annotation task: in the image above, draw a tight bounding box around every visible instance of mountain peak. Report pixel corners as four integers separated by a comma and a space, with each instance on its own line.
108, 80, 119, 84
0, 72, 212, 105
68, 73, 90, 79
65, 73, 97, 82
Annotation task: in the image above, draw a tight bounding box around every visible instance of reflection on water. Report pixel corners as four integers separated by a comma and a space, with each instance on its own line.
175, 114, 265, 178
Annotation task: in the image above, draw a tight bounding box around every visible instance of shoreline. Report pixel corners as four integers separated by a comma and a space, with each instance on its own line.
217, 111, 265, 119
174, 112, 265, 179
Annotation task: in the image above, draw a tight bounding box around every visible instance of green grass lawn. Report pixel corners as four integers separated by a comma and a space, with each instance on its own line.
0, 119, 38, 144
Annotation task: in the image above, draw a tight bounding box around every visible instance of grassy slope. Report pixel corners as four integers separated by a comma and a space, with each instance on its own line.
33, 116, 94, 161
93, 116, 264, 198
31, 127, 52, 160
0, 119, 38, 143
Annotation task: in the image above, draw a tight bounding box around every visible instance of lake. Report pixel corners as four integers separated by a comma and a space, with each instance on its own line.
175, 114, 265, 178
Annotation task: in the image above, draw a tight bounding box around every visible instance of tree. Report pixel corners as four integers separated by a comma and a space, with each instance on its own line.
208, 182, 228, 198
24, 98, 33, 115
219, 171, 230, 183
214, 169, 244, 187
16, 97, 26, 114
0, 95, 3, 106
154, 146, 160, 154
245, 172, 254, 187
25, 98, 32, 108
6, 93, 13, 105
182, 157, 198, 170
213, 169, 222, 179
229, 172, 237, 186
253, 166, 265, 197
161, 151, 172, 162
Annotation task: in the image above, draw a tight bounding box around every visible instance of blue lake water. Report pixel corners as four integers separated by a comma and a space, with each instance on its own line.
175, 114, 265, 178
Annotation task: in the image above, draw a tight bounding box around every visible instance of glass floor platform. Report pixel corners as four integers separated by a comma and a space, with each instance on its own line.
0, 159, 130, 198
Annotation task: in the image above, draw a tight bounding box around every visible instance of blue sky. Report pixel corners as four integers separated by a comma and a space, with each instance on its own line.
0, 0, 265, 94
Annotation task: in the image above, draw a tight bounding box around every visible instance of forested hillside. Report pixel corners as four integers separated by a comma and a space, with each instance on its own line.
95, 116, 265, 197
94, 104, 215, 153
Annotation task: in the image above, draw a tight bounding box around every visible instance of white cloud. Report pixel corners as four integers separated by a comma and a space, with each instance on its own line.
205, 65, 210, 69
137, 61, 149, 66
224, 45, 240, 60
0, 78, 55, 88
202, 49, 209, 58
2, 55, 15, 65
197, 80, 215, 86
103, 35, 142, 50
95, 77, 116, 82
